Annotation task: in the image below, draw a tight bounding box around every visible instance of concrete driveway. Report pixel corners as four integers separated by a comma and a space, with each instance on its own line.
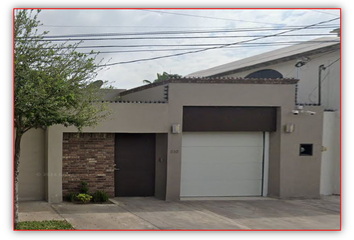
20, 196, 340, 230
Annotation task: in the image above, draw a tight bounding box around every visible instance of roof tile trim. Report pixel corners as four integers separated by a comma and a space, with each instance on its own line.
120, 77, 299, 96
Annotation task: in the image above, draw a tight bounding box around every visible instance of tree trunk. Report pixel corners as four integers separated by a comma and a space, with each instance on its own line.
14, 132, 22, 230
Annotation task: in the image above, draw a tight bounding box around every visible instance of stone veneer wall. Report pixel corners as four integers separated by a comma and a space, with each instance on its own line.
62, 133, 115, 197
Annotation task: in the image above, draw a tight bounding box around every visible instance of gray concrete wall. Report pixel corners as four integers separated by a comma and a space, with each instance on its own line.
155, 134, 168, 200
121, 85, 166, 102
19, 128, 45, 201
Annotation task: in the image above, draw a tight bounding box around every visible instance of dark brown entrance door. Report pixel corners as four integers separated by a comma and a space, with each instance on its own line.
114, 133, 155, 197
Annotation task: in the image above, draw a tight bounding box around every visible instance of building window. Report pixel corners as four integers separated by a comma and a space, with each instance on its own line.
245, 69, 283, 79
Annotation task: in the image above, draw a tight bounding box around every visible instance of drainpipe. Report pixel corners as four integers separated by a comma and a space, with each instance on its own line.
318, 64, 326, 106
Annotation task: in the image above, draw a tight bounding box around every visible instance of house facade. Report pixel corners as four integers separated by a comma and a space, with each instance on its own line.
188, 37, 340, 195
19, 78, 324, 203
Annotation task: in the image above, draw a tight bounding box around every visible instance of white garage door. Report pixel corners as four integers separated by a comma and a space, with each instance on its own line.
181, 132, 265, 197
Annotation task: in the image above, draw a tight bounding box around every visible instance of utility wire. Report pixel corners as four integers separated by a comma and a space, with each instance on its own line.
30, 34, 337, 42
40, 23, 339, 30
42, 39, 340, 49
30, 25, 340, 38
59, 44, 335, 54
311, 10, 340, 17
54, 41, 340, 54
324, 57, 340, 68
140, 9, 283, 26
307, 57, 340, 103
285, 49, 339, 78
98, 17, 340, 66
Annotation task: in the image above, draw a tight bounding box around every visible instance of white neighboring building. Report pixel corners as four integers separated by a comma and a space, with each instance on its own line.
187, 36, 341, 196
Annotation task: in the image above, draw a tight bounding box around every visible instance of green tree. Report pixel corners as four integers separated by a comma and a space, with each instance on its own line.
14, 10, 110, 229
143, 72, 181, 84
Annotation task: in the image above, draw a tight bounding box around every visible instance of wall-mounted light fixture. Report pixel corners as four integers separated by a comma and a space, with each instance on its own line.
291, 105, 316, 116
295, 57, 311, 68
171, 124, 181, 134
285, 123, 295, 133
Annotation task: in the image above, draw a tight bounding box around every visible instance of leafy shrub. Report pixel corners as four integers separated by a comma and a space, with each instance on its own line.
91, 190, 109, 203
80, 181, 89, 194
76, 193, 92, 204
64, 192, 77, 202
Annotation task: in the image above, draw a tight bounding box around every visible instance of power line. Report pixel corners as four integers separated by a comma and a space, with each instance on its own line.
98, 17, 339, 66
74, 41, 339, 54
307, 57, 340, 103
28, 25, 340, 39
285, 49, 339, 78
29, 33, 337, 42
311, 10, 340, 17
31, 34, 338, 42
54, 27, 338, 37
49, 41, 340, 53
40, 23, 339, 30
55, 43, 336, 55
39, 39, 339, 49
140, 9, 283, 26
325, 57, 340, 68
70, 43, 338, 54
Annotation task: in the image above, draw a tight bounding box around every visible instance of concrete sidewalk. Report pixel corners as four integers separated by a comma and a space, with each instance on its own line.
19, 201, 64, 222
19, 196, 340, 230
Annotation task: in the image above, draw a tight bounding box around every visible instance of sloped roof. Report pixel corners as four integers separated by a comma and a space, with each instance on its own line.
187, 37, 340, 77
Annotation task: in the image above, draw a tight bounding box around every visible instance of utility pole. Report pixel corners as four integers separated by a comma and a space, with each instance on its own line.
318, 64, 326, 105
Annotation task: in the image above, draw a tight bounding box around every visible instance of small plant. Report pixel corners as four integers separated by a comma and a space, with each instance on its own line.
76, 193, 92, 204
80, 181, 89, 194
65, 192, 77, 202
91, 190, 109, 203
17, 220, 74, 230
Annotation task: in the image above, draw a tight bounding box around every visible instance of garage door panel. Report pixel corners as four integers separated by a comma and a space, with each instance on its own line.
182, 132, 263, 147
181, 163, 263, 181
181, 132, 264, 197
181, 180, 262, 197
182, 147, 263, 164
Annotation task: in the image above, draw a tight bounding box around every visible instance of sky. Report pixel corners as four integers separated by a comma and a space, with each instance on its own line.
32, 9, 340, 90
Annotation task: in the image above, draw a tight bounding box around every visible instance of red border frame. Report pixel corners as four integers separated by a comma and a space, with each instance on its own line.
13, 7, 341, 232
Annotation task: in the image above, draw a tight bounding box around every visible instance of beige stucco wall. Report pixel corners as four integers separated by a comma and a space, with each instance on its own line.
222, 50, 340, 196
20, 82, 324, 202
165, 83, 294, 200
164, 83, 323, 200
121, 85, 166, 102
155, 134, 168, 200
279, 106, 324, 198
19, 128, 45, 201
